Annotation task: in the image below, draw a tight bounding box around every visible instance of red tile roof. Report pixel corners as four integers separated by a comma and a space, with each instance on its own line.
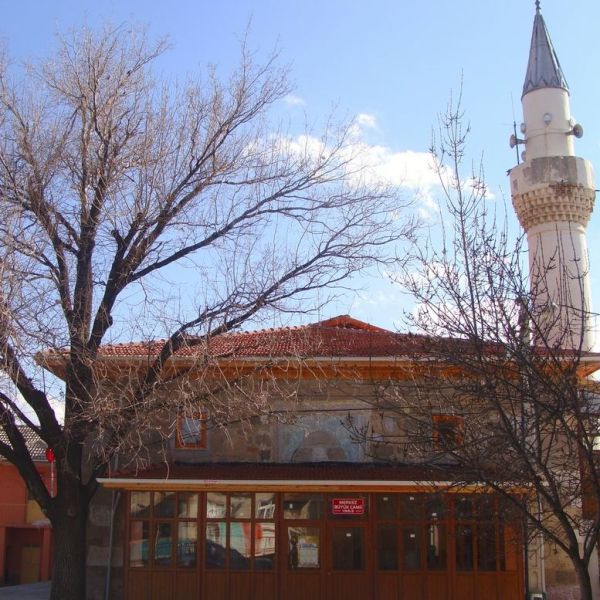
82, 315, 425, 360
41, 314, 600, 379
0, 426, 48, 462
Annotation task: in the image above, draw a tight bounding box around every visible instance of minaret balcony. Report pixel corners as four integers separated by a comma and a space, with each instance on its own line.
510, 155, 595, 230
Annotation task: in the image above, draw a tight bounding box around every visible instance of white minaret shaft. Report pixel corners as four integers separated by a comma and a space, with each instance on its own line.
510, 4, 595, 350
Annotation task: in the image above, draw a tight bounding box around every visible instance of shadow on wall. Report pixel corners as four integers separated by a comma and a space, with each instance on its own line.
547, 585, 585, 600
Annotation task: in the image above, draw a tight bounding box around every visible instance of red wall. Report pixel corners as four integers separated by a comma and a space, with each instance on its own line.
0, 461, 53, 584
0, 462, 52, 526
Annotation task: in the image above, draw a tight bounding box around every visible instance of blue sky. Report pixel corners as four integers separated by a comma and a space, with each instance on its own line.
2, 0, 600, 332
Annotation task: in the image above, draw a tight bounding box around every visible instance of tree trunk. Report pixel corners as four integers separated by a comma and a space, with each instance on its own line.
49, 478, 89, 600
574, 558, 594, 600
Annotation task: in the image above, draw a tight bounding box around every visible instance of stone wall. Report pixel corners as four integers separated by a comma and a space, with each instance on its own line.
86, 486, 125, 600
170, 379, 379, 464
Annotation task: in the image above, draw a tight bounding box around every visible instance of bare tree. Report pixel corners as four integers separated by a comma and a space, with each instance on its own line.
0, 25, 415, 599
348, 96, 600, 600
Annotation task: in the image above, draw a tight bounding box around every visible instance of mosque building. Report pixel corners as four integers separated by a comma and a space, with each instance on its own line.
40, 4, 600, 599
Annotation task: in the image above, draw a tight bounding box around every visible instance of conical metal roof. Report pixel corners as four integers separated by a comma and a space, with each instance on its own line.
522, 4, 569, 97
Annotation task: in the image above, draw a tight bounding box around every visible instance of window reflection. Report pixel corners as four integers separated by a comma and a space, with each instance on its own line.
230, 493, 252, 519
206, 522, 226, 569
427, 523, 447, 570
288, 527, 320, 568
154, 522, 172, 566
229, 522, 252, 570
283, 493, 323, 519
256, 493, 276, 519
178, 492, 198, 518
177, 522, 197, 568
154, 492, 175, 518
207, 492, 227, 518
129, 521, 149, 567
130, 492, 151, 518
255, 522, 275, 570
126, 490, 516, 580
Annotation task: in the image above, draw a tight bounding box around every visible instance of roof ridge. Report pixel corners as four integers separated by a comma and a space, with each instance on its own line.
111, 315, 392, 345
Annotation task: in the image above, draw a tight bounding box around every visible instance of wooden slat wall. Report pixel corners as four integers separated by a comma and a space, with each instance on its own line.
124, 491, 524, 600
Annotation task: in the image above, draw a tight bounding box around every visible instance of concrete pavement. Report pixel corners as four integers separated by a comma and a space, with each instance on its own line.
0, 582, 50, 599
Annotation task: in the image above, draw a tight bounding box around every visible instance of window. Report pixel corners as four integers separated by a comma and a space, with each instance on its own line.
432, 414, 464, 450
332, 527, 364, 570
176, 411, 208, 449
287, 527, 320, 568
453, 495, 516, 573
284, 494, 323, 570
128, 491, 199, 569
206, 492, 277, 571
283, 493, 323, 520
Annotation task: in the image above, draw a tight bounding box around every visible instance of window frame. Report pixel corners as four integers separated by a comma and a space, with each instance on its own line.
432, 414, 465, 450
176, 410, 209, 449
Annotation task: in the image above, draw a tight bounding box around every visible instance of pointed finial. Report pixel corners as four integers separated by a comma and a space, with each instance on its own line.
522, 2, 568, 97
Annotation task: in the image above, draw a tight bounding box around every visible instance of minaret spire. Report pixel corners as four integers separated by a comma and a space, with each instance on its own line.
522, 2, 568, 98
509, 5, 596, 350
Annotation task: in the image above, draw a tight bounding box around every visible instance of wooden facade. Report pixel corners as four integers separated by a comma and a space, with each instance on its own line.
122, 488, 523, 600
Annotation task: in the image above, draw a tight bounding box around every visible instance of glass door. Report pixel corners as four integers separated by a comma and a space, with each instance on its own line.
282, 493, 325, 600
326, 495, 372, 600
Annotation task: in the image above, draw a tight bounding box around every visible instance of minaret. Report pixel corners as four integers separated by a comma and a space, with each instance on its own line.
510, 1, 595, 350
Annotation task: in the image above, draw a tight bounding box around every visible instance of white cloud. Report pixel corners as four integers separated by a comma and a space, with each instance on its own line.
270, 133, 444, 219
464, 175, 495, 200
251, 124, 482, 221
283, 94, 306, 106
355, 146, 438, 188
344, 142, 443, 218
356, 113, 377, 129
348, 113, 378, 140
343, 140, 494, 218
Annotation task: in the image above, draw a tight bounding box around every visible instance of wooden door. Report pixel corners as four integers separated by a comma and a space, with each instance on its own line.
20, 546, 41, 584
327, 524, 372, 600
282, 524, 324, 600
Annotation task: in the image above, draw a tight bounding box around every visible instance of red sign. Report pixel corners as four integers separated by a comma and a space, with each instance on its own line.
332, 498, 365, 515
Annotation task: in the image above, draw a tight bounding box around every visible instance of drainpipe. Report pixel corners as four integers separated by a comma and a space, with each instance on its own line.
518, 298, 531, 599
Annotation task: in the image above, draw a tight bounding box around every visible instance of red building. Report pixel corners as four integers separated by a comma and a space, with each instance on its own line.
0, 427, 53, 586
